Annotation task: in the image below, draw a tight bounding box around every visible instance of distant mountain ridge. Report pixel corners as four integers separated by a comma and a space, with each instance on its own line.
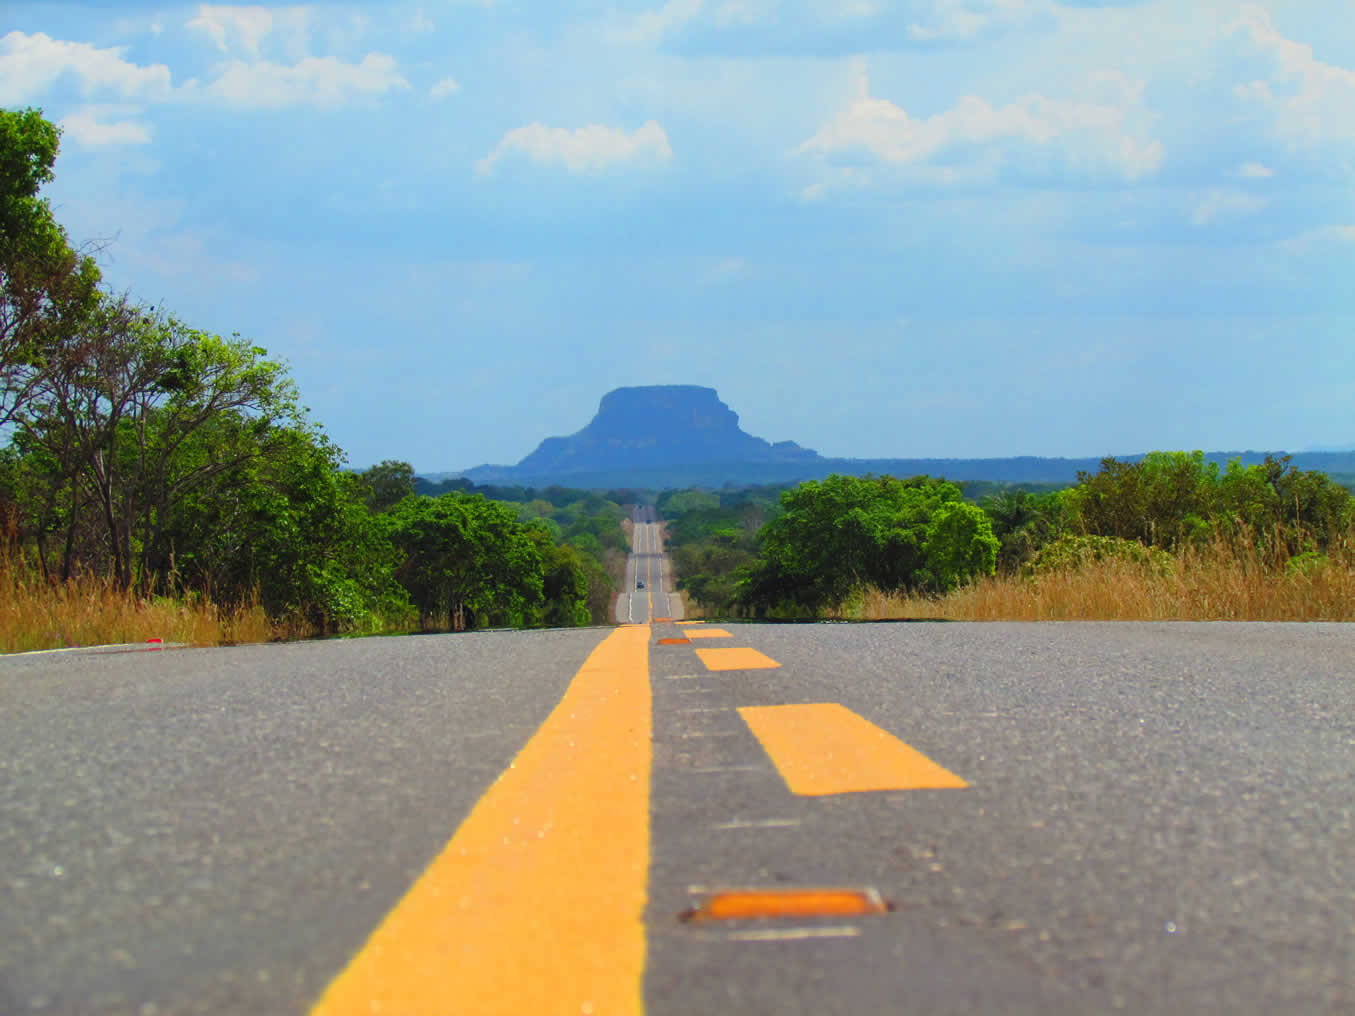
454, 386, 1355, 490
463, 385, 820, 484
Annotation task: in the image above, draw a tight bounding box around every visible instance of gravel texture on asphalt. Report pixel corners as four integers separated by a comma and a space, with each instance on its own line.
642, 620, 1355, 1015
0, 629, 607, 1015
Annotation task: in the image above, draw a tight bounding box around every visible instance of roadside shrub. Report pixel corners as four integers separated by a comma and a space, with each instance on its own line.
1024, 534, 1174, 577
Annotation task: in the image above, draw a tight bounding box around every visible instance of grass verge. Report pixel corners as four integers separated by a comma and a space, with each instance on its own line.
846, 540, 1355, 622
0, 556, 406, 653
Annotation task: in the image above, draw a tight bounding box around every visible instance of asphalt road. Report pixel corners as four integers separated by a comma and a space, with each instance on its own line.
3, 568, 1354, 1012
617, 506, 682, 624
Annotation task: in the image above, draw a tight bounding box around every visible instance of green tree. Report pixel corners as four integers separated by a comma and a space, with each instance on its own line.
526, 525, 592, 627
17, 296, 297, 590
739, 474, 999, 614
0, 108, 100, 430
359, 459, 416, 512
1068, 451, 1220, 549
157, 423, 410, 631
981, 488, 1070, 573
923, 501, 1000, 591
1066, 451, 1353, 556
386, 493, 544, 631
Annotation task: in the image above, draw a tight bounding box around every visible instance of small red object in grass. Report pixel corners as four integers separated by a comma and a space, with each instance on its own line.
146, 638, 163, 650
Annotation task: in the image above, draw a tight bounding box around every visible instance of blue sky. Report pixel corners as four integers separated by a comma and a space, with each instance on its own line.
4, 0, 1353, 470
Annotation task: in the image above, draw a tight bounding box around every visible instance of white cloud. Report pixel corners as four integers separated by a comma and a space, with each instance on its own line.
795, 63, 1163, 185
908, 0, 1048, 42
1236, 161, 1273, 178
1279, 223, 1355, 255
0, 31, 172, 104
477, 120, 673, 174
605, 0, 704, 46
706, 256, 747, 281
430, 76, 460, 99
1228, 3, 1355, 151
58, 106, 152, 148
187, 5, 309, 59
1190, 188, 1266, 226
201, 53, 410, 108
610, 0, 1050, 49
711, 0, 774, 26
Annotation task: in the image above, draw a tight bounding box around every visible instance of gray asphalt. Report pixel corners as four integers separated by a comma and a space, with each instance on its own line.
644, 619, 1355, 1015
617, 507, 682, 623
3, 611, 1353, 1013
0, 630, 604, 1014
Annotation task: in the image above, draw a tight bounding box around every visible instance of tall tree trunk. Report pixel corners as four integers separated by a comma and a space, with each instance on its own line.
60, 478, 80, 582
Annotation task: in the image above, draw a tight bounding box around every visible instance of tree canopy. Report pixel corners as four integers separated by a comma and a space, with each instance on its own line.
1, 107, 101, 431
0, 109, 615, 638
738, 474, 999, 613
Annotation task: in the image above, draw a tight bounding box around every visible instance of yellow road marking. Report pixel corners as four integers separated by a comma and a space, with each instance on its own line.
684, 628, 732, 639
676, 621, 704, 625
737, 703, 967, 796
695, 647, 781, 671
311, 625, 652, 1016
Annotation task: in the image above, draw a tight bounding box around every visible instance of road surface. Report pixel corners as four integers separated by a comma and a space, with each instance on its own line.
617, 505, 683, 624
2, 541, 1353, 1013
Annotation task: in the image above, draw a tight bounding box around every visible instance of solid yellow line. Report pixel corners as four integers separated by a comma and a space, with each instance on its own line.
738, 703, 967, 796
311, 625, 652, 1016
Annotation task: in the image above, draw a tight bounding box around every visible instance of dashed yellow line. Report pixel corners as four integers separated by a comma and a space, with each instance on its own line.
695, 647, 781, 671
684, 628, 732, 639
738, 703, 967, 796
311, 625, 652, 1016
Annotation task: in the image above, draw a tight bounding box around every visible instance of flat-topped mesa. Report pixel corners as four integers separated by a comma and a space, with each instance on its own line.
513, 385, 821, 475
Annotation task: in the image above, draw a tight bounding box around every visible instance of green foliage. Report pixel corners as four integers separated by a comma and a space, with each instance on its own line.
359, 459, 416, 512
1067, 452, 1354, 555
526, 526, 593, 627
158, 426, 411, 631
738, 474, 1000, 614
412, 481, 624, 626
1285, 550, 1327, 577
924, 501, 1000, 591
658, 489, 720, 515
0, 110, 611, 641
1068, 451, 1221, 549
1024, 534, 1174, 577
658, 493, 775, 615
1, 107, 101, 431
13, 295, 299, 590
980, 487, 1072, 573
385, 493, 544, 631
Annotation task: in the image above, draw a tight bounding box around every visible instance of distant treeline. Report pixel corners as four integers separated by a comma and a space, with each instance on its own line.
454, 451, 1355, 493
664, 452, 1355, 618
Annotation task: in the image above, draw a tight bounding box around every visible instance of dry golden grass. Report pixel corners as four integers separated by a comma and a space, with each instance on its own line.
850, 539, 1355, 622
1, 555, 284, 653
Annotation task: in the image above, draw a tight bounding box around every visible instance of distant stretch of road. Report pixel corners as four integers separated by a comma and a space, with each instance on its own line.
2, 526, 1353, 1013
616, 505, 684, 624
